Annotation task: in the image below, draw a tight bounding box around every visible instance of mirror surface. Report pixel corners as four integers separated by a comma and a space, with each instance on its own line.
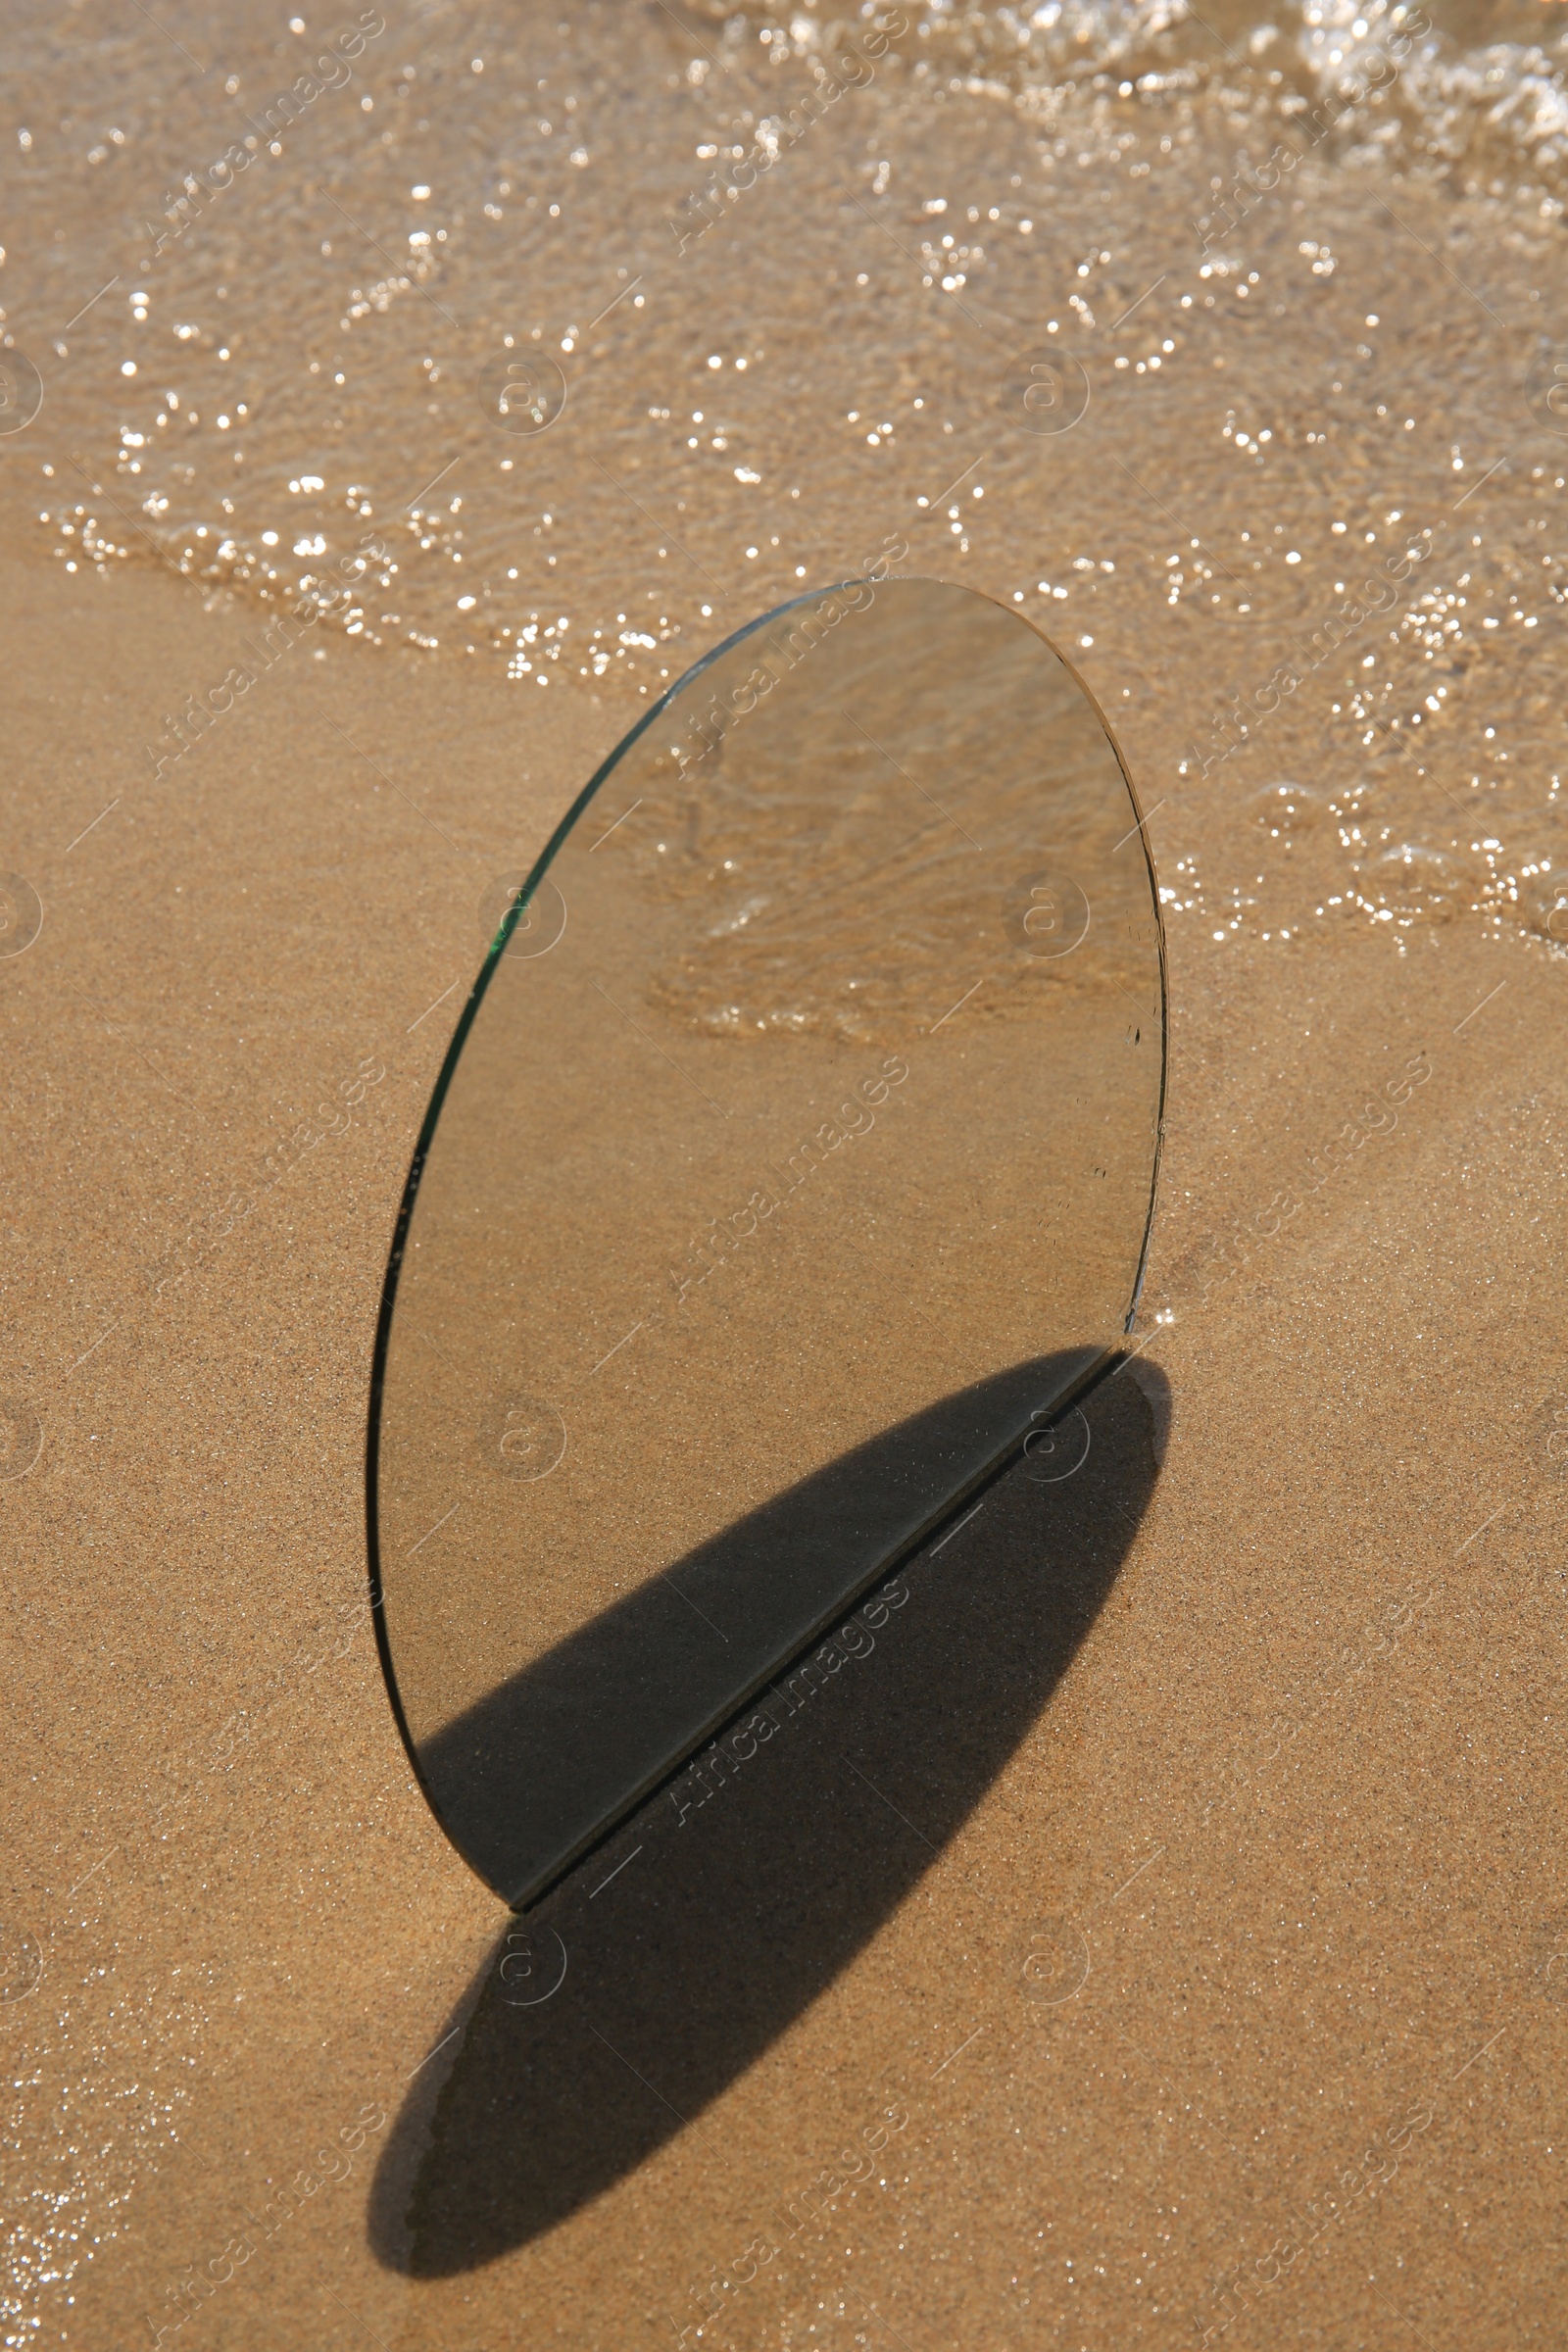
369, 576, 1165, 1908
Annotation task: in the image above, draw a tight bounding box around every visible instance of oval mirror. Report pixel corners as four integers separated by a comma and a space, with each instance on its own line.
368, 575, 1165, 1910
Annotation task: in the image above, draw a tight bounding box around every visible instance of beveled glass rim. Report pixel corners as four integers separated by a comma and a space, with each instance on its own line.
364, 574, 1168, 1909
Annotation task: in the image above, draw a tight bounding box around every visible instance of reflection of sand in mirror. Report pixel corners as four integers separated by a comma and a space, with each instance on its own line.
373, 581, 1163, 1900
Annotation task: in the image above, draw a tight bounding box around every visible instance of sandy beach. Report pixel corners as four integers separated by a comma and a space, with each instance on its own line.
4, 0, 1568, 2344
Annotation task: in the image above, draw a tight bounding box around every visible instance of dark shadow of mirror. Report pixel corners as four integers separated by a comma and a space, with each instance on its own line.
368, 1351, 1169, 2278
411, 1348, 1113, 1908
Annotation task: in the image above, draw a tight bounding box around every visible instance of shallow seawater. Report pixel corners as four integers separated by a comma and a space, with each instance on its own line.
4, 0, 1568, 977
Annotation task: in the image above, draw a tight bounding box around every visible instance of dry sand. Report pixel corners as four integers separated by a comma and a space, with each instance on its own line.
4, 0, 1568, 2345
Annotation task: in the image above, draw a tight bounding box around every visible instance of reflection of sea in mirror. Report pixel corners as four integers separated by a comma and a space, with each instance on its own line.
372, 579, 1163, 1906
632, 592, 1144, 1046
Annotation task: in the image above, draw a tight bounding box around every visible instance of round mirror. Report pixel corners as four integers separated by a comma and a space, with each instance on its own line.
368, 575, 1165, 1909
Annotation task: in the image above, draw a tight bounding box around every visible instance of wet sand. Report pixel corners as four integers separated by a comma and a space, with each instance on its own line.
5, 0, 1568, 2344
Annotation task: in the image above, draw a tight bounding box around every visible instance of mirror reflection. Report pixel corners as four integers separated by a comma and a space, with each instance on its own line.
368, 575, 1165, 1908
